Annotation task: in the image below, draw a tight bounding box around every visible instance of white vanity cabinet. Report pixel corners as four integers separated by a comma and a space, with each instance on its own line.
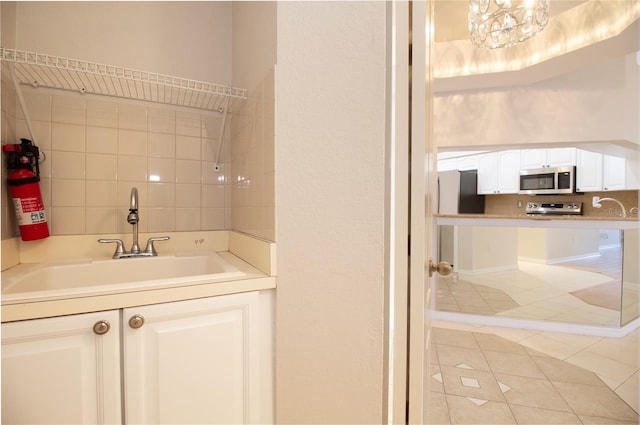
2, 291, 263, 425
123, 292, 260, 424
477, 150, 520, 194
1, 310, 122, 424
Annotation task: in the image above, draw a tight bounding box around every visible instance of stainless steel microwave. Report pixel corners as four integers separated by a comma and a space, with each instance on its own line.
519, 166, 576, 195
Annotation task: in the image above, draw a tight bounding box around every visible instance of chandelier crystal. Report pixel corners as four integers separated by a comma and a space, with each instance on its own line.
469, 0, 550, 49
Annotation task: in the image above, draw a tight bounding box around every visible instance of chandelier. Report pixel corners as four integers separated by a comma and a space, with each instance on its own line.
469, 0, 550, 49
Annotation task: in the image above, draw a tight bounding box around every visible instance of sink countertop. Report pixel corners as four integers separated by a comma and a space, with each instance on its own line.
1, 231, 277, 323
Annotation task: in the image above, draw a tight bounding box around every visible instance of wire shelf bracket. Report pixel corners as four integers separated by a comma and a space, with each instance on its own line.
0, 47, 247, 113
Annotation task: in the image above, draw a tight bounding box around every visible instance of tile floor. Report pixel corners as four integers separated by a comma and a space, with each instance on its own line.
435, 259, 639, 326
428, 321, 640, 424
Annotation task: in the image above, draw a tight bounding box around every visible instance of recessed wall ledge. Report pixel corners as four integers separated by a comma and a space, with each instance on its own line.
434, 0, 640, 91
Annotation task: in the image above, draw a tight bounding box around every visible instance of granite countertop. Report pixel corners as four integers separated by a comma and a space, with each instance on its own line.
436, 213, 639, 221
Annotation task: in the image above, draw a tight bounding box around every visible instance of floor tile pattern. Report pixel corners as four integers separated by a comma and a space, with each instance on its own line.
428, 327, 640, 425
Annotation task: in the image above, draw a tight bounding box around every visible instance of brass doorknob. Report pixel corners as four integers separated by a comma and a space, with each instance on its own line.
428, 259, 452, 277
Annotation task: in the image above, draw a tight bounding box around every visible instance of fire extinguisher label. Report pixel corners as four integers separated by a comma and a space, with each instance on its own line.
13, 197, 47, 225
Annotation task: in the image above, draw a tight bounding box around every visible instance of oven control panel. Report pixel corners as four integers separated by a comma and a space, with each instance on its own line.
526, 202, 583, 215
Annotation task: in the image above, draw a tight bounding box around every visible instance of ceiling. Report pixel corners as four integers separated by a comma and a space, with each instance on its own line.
434, 0, 587, 43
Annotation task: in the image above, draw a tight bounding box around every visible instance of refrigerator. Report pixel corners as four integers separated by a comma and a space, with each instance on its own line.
437, 169, 485, 214
437, 170, 485, 268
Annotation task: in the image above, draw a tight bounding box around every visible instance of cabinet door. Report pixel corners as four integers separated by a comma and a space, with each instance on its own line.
546, 148, 576, 167
497, 150, 521, 193
1, 311, 122, 425
576, 150, 603, 192
123, 292, 260, 424
477, 153, 498, 194
602, 155, 626, 191
520, 149, 547, 169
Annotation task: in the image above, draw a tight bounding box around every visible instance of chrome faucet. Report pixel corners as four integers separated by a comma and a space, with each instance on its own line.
127, 187, 141, 253
98, 187, 170, 259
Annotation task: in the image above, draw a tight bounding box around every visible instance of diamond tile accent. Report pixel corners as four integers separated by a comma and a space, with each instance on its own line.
467, 397, 489, 406
432, 372, 443, 384
498, 381, 512, 393
456, 363, 473, 370
461, 376, 481, 388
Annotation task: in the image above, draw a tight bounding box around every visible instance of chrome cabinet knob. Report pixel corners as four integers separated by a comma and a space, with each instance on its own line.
93, 320, 111, 335
129, 314, 145, 329
428, 259, 453, 277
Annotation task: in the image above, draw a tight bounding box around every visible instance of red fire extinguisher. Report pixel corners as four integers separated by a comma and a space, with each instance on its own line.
3, 139, 49, 241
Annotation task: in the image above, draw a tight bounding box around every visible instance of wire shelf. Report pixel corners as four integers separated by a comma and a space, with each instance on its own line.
0, 48, 246, 112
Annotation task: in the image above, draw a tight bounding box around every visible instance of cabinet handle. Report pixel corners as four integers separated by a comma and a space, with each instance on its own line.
93, 320, 111, 335
129, 314, 145, 329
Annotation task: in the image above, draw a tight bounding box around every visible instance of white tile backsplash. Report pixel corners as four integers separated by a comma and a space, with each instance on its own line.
87, 126, 118, 154
52, 123, 86, 152
118, 103, 147, 131
86, 153, 117, 180
51, 151, 85, 179
176, 135, 201, 160
52, 95, 85, 125
118, 129, 147, 156
2, 70, 275, 240
87, 99, 118, 128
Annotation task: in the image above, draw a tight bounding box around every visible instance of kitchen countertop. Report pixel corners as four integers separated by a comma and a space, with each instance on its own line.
435, 213, 640, 229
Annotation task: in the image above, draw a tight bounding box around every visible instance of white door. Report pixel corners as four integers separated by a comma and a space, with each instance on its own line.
123, 292, 260, 424
1, 311, 122, 424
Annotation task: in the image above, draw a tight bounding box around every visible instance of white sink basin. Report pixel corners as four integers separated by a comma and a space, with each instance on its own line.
1, 251, 244, 301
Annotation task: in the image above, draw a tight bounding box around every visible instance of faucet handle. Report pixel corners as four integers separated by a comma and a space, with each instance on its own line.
144, 236, 170, 256
98, 239, 125, 259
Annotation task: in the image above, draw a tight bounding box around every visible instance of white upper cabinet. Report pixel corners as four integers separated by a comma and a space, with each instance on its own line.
477, 150, 520, 194
457, 156, 480, 171
576, 149, 603, 192
602, 155, 627, 191
520, 148, 577, 169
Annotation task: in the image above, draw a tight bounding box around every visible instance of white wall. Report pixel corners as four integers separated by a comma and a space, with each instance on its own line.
434, 54, 635, 148
275, 2, 388, 423
14, 1, 231, 83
